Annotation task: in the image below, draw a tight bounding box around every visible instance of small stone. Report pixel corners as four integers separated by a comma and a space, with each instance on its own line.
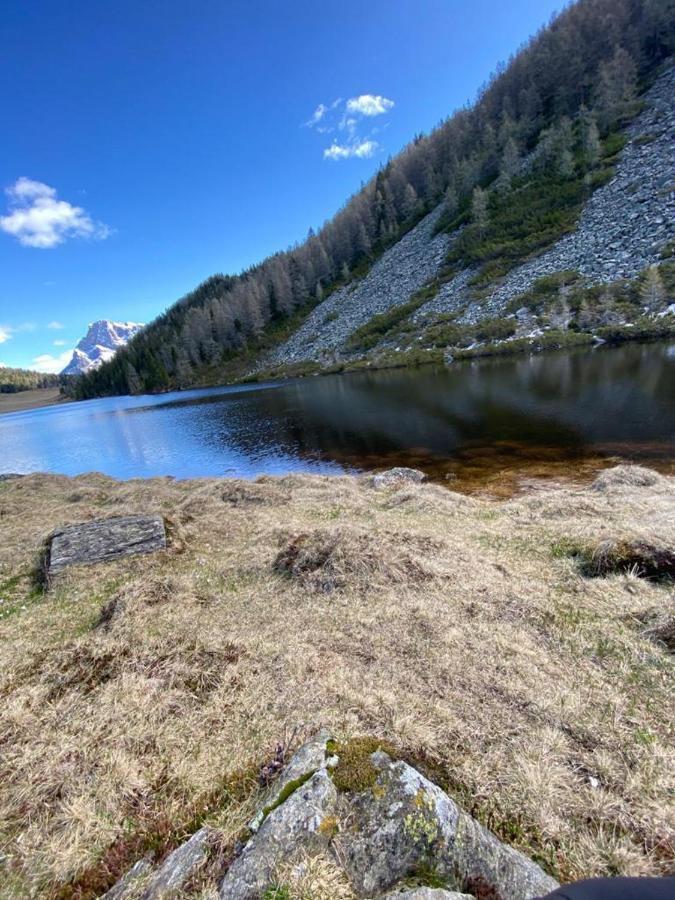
372, 468, 426, 489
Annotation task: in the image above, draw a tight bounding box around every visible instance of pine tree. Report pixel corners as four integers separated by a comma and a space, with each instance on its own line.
640, 265, 667, 313
444, 185, 458, 219
496, 137, 519, 193
471, 186, 489, 237
401, 183, 420, 220
580, 107, 601, 168
595, 46, 638, 128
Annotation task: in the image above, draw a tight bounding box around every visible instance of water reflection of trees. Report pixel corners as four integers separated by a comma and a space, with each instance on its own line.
186, 343, 675, 474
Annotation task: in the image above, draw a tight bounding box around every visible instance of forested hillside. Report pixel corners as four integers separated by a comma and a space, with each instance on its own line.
0, 367, 62, 393
74, 0, 675, 399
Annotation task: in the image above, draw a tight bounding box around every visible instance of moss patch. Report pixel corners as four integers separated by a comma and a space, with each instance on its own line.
329, 736, 396, 793
261, 771, 315, 819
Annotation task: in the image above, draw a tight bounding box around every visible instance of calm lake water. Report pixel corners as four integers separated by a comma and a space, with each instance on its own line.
1, 342, 674, 493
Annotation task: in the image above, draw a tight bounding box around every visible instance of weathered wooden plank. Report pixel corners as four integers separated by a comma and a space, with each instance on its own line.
47, 515, 166, 575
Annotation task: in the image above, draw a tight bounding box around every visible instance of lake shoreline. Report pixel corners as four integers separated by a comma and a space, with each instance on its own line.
0, 386, 65, 415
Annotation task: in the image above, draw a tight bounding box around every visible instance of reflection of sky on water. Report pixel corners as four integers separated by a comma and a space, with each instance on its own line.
0, 342, 673, 480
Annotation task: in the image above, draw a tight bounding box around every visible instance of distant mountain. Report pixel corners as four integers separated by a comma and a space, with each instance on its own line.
61, 320, 144, 375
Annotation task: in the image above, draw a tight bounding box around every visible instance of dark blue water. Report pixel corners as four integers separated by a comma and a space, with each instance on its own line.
1, 342, 674, 486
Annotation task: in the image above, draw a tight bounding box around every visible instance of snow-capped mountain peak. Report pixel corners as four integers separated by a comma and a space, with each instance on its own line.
61, 320, 144, 375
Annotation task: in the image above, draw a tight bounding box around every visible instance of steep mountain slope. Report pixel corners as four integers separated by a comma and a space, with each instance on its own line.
62, 320, 144, 375
266, 61, 675, 369
72, 0, 675, 398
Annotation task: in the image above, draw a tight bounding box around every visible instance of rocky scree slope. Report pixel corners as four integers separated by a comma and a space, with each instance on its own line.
266, 207, 452, 367
421, 63, 675, 325
268, 63, 675, 367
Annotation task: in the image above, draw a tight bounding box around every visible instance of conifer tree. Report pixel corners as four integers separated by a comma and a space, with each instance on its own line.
640, 265, 667, 313
471, 186, 489, 237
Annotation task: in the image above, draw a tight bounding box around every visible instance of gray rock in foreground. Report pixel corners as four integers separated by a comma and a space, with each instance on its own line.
47, 514, 166, 575
101, 858, 153, 899
220, 769, 337, 899
112, 732, 559, 899
139, 827, 211, 899
248, 728, 331, 834
338, 751, 559, 899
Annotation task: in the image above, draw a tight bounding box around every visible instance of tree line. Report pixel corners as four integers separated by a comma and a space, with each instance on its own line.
73, 0, 675, 399
0, 367, 64, 393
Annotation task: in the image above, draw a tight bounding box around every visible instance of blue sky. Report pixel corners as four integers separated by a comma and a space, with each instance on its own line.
0, 0, 562, 371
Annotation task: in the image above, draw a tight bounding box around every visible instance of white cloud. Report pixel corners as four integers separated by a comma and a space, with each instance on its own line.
53, 339, 66, 346
31, 349, 74, 373
346, 94, 394, 116
324, 139, 379, 161
0, 325, 12, 344
305, 103, 327, 127
47, 320, 64, 329
0, 177, 112, 249
306, 93, 393, 161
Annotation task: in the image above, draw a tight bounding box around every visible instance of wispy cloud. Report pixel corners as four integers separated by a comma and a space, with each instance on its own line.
346, 94, 394, 116
305, 103, 327, 127
32, 349, 74, 373
324, 140, 379, 161
53, 339, 66, 346
0, 177, 112, 249
47, 320, 64, 329
0, 325, 12, 344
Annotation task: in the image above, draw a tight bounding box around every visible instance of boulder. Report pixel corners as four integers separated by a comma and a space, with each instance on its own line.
47, 514, 166, 575
372, 468, 426, 489
338, 751, 559, 899
139, 827, 211, 899
219, 769, 337, 899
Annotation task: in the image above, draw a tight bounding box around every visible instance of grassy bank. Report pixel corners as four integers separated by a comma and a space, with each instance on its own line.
0, 387, 64, 415
0, 467, 673, 896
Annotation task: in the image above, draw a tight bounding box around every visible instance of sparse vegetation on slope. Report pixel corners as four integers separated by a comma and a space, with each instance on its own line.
0, 467, 674, 895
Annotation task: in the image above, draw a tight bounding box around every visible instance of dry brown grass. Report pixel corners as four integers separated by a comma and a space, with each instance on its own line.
0, 466, 674, 897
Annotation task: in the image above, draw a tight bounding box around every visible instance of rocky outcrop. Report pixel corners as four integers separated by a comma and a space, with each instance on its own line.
47, 515, 166, 575
267, 206, 452, 366
104, 733, 560, 899
220, 768, 338, 899
140, 828, 211, 899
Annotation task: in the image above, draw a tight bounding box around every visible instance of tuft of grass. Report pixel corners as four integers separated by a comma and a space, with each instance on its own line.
554, 537, 675, 581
